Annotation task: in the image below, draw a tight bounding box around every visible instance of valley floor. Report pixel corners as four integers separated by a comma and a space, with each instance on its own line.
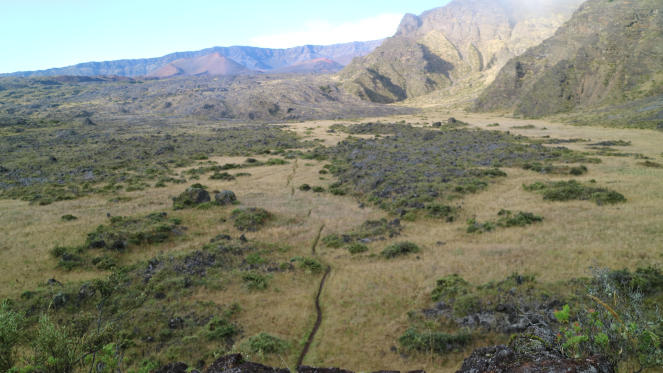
1, 110, 661, 372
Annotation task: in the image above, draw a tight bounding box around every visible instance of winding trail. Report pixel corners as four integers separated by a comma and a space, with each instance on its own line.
297, 266, 331, 367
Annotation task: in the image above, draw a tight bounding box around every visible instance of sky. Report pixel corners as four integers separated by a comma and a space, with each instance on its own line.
0, 0, 450, 73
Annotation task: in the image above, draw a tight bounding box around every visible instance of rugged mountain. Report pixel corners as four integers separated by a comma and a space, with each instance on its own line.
269, 58, 344, 74
145, 53, 255, 78
1, 40, 383, 78
338, 0, 584, 104
473, 0, 663, 126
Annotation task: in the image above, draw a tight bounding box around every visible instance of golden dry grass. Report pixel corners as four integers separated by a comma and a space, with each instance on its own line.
1, 111, 662, 372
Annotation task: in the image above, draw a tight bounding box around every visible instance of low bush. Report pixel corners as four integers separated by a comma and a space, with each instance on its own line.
209, 172, 235, 181
431, 274, 472, 301
399, 327, 473, 354
231, 208, 271, 232
381, 241, 420, 259
298, 184, 311, 191
496, 210, 543, 227
347, 243, 368, 254
299, 258, 324, 273
61, 214, 77, 221
242, 272, 269, 290
241, 332, 287, 354
425, 203, 456, 221
466, 219, 495, 234
523, 180, 626, 204
322, 234, 343, 248
206, 317, 237, 340
266, 158, 287, 165
312, 186, 325, 193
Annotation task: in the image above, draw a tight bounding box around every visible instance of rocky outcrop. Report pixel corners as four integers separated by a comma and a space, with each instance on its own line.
455, 326, 614, 373
474, 0, 663, 127
339, 0, 584, 103
173, 188, 211, 209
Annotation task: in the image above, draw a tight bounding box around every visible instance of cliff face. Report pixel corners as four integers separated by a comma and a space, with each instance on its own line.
0, 40, 383, 78
338, 0, 584, 104
473, 0, 663, 119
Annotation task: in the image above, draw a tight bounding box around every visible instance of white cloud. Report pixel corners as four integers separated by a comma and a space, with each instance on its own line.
250, 13, 402, 48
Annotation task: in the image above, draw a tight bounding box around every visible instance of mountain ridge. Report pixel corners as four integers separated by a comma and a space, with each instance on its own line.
338, 0, 585, 104
0, 40, 383, 78
473, 0, 663, 129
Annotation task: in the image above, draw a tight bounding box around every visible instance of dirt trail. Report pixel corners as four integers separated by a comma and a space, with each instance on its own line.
297, 266, 331, 367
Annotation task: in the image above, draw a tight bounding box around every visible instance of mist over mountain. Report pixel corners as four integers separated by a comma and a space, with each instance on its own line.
338, 0, 585, 104
0, 40, 383, 78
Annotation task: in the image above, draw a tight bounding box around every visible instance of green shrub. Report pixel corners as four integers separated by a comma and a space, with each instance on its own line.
312, 186, 325, 193
453, 294, 479, 317
0, 301, 26, 372
329, 188, 346, 196
431, 274, 471, 301
496, 210, 543, 227
206, 317, 237, 340
402, 212, 417, 222
466, 219, 495, 234
231, 208, 271, 232
266, 158, 287, 165
399, 327, 472, 354
168, 218, 182, 225
95, 258, 116, 270
299, 184, 311, 191
347, 243, 368, 254
381, 241, 420, 259
322, 234, 343, 248
425, 203, 456, 221
299, 258, 324, 273
554, 266, 663, 370
157, 328, 172, 342
50, 245, 69, 258
241, 332, 287, 354
524, 180, 626, 204
245, 254, 266, 265
242, 272, 269, 290
210, 172, 235, 181
61, 214, 78, 222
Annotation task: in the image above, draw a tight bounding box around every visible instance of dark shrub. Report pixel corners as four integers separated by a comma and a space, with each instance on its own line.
322, 234, 343, 248
381, 241, 420, 259
299, 184, 311, 191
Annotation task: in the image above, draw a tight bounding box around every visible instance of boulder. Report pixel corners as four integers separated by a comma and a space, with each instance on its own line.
173, 188, 211, 209
156, 362, 190, 373
206, 353, 286, 373
432, 122, 442, 127
215, 190, 237, 205
448, 117, 457, 123
455, 345, 614, 373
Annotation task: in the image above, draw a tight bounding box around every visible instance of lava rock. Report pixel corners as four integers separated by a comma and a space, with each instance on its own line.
215, 190, 237, 205
173, 188, 211, 209
156, 362, 189, 373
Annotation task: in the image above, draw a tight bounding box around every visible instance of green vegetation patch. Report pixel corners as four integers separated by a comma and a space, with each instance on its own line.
347, 243, 368, 254
322, 218, 402, 248
240, 332, 288, 354
0, 122, 309, 204
523, 180, 626, 204
381, 241, 420, 259
86, 212, 184, 251
522, 162, 588, 176
230, 207, 271, 232
399, 327, 473, 354
312, 124, 588, 212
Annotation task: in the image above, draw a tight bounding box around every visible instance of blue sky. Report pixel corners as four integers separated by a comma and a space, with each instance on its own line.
0, 0, 450, 73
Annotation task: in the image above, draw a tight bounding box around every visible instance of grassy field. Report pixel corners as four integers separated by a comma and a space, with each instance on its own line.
1, 110, 662, 372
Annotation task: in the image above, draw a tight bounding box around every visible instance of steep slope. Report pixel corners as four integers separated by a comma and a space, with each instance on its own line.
145, 53, 255, 77
269, 58, 344, 74
1, 40, 383, 78
338, 0, 584, 104
473, 0, 663, 127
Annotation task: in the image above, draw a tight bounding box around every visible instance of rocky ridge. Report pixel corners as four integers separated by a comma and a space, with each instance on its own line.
1, 40, 383, 78
473, 0, 663, 128
338, 0, 584, 104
